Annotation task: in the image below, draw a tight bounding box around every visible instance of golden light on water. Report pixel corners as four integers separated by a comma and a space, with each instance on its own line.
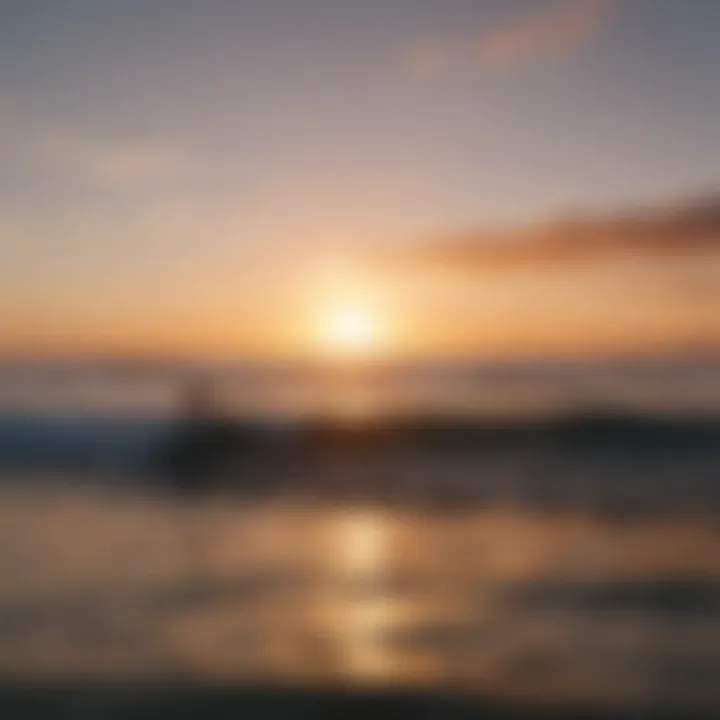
333, 510, 393, 682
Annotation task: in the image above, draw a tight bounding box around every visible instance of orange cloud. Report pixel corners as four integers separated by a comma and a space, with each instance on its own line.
377, 192, 720, 357
400, 194, 720, 268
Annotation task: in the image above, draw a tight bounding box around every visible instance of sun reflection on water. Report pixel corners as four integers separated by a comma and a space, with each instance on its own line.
328, 509, 395, 682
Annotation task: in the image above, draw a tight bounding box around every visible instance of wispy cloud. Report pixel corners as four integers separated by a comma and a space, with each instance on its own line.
39, 132, 187, 187
0, 104, 187, 188
394, 193, 720, 268
404, 0, 614, 79
475, 0, 612, 71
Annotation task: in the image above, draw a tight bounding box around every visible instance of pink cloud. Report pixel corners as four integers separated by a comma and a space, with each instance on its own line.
404, 0, 614, 79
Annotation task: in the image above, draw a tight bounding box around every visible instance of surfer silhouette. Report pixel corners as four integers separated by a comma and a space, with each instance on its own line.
161, 374, 243, 498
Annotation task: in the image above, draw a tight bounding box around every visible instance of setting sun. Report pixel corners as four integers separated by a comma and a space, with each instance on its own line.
320, 302, 384, 358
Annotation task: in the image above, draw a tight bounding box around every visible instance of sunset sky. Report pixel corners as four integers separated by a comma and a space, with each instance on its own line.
1, 0, 719, 359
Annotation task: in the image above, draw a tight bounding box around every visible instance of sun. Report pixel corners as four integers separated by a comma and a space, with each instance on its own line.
320, 302, 383, 358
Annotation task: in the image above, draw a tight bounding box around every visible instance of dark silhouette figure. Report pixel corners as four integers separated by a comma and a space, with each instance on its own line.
159, 375, 259, 578
161, 375, 247, 498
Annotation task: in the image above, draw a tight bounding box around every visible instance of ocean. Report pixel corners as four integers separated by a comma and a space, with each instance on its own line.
0, 358, 717, 714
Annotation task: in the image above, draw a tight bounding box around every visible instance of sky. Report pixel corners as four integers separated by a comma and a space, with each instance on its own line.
1, 0, 719, 359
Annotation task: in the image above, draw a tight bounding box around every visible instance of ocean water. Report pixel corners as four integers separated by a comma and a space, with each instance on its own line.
0, 359, 719, 507
1, 357, 719, 419
0, 490, 717, 712
0, 359, 718, 712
